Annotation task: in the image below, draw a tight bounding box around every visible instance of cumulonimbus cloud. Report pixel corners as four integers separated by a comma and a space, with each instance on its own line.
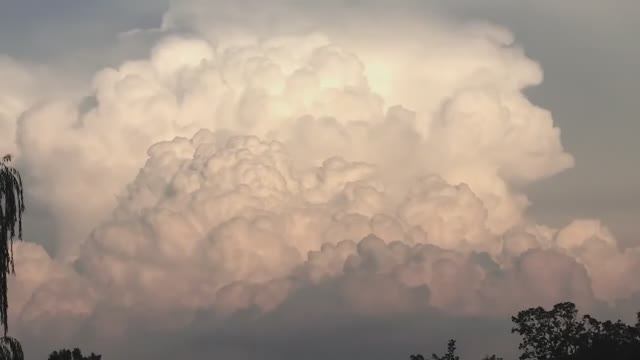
2, 1, 638, 358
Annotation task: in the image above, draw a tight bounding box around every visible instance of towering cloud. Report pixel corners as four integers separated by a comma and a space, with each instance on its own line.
1, 1, 637, 359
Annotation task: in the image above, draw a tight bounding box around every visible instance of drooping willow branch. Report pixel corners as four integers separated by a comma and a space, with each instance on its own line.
0, 155, 25, 337
0, 336, 23, 360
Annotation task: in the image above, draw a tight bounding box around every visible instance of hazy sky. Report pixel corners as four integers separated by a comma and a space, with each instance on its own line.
1, 1, 639, 359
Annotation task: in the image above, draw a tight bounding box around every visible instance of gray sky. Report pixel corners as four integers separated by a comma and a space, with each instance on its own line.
463, 1, 640, 246
415, 0, 640, 246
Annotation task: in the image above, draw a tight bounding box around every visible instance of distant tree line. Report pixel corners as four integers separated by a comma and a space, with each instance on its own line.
47, 348, 101, 360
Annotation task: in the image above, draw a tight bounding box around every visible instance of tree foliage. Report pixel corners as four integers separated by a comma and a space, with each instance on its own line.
0, 336, 23, 360
410, 302, 640, 360
512, 302, 640, 360
511, 302, 585, 359
48, 348, 102, 360
0, 155, 25, 337
480, 356, 503, 360
431, 339, 460, 360
0, 156, 25, 360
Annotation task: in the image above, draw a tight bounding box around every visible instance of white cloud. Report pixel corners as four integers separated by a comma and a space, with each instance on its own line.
2, 1, 637, 358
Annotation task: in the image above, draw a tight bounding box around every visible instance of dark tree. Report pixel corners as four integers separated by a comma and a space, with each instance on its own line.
511, 302, 585, 359
411, 339, 503, 360
0, 155, 25, 360
0, 337, 22, 360
431, 339, 460, 360
512, 302, 640, 360
48, 348, 102, 360
0, 155, 24, 336
575, 312, 640, 359
407, 302, 640, 360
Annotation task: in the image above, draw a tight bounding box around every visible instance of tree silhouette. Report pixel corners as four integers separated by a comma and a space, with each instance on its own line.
431, 339, 460, 360
0, 337, 22, 360
0, 155, 24, 336
409, 302, 640, 360
0, 155, 25, 360
48, 348, 102, 360
576, 312, 640, 359
511, 302, 585, 359
480, 356, 503, 360
512, 302, 640, 360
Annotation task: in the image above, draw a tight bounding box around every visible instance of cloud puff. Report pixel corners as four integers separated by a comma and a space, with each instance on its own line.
9, 131, 627, 349
13, 24, 571, 256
